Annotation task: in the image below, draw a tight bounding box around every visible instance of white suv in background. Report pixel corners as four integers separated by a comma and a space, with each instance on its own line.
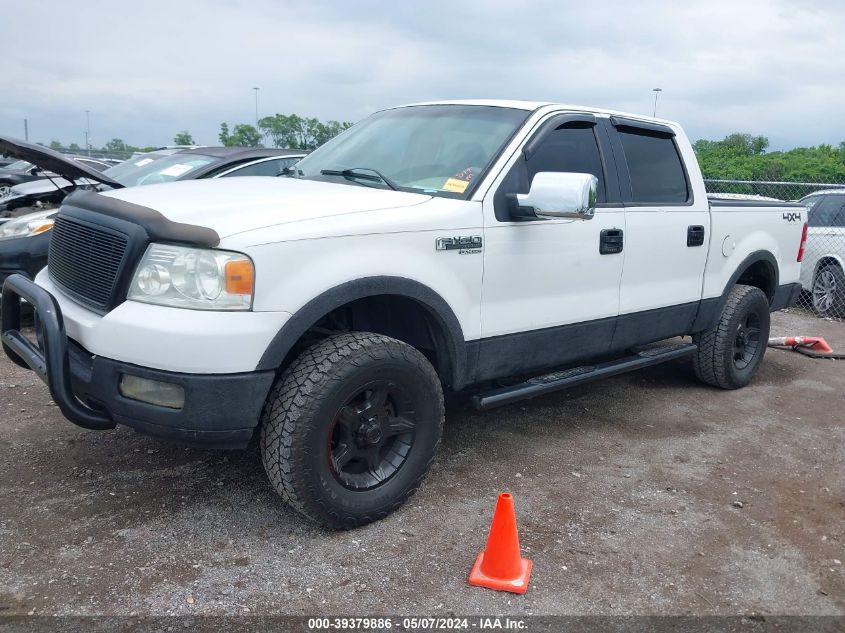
799, 190, 845, 317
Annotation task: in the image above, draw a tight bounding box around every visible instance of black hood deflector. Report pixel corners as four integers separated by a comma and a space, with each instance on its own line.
62, 190, 220, 247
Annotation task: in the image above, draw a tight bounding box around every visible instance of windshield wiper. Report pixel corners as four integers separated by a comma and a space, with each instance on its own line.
319, 167, 398, 191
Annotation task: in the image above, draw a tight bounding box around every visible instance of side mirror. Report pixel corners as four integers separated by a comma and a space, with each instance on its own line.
515, 172, 597, 220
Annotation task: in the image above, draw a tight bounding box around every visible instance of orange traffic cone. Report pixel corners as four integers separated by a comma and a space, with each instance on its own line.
768, 336, 834, 354
469, 492, 533, 594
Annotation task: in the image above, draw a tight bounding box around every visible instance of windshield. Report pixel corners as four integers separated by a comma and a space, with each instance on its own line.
103, 153, 217, 186
291, 105, 530, 197
4, 159, 32, 171
103, 152, 170, 183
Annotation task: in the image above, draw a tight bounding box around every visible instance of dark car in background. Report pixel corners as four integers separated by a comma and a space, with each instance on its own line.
1, 143, 306, 215
0, 138, 306, 290
0, 155, 112, 199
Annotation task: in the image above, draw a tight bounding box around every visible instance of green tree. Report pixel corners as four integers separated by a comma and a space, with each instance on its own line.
68, 142, 81, 151
227, 124, 263, 147
258, 114, 303, 148
104, 138, 129, 153
258, 113, 352, 150
218, 122, 231, 146
173, 131, 194, 145
49, 140, 62, 150
693, 132, 845, 196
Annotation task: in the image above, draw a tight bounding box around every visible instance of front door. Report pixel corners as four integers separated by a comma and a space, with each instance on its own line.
477, 115, 625, 381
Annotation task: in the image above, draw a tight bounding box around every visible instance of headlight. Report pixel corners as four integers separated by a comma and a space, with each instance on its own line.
128, 244, 254, 310
0, 210, 55, 241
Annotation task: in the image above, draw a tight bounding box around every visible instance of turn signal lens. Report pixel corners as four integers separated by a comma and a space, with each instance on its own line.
30, 223, 54, 235
225, 260, 254, 295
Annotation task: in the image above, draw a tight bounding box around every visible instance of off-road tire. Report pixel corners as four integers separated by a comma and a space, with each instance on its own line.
260, 332, 444, 529
692, 284, 770, 389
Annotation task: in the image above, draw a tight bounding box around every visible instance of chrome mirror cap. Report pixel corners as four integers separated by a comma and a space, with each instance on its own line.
516, 172, 597, 219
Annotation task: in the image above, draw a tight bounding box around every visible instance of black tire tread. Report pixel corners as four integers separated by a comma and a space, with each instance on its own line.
692, 284, 769, 389
259, 332, 444, 529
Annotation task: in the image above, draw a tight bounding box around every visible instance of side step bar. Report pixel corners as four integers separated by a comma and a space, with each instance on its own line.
472, 342, 697, 411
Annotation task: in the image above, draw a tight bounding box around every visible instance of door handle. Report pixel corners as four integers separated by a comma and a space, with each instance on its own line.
687, 225, 705, 247
599, 228, 624, 255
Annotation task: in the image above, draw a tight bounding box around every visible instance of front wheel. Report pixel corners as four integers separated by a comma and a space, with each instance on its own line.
260, 332, 444, 529
692, 284, 771, 389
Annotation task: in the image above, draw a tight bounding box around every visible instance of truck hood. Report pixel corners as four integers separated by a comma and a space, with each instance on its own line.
0, 136, 123, 190
98, 176, 431, 238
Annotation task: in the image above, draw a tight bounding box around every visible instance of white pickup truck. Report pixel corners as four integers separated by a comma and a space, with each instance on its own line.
1, 100, 807, 528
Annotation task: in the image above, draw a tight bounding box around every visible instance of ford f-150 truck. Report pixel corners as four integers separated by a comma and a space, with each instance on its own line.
1, 100, 807, 528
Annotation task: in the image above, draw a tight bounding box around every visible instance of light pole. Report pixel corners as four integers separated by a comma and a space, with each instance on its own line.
252, 87, 260, 126
652, 88, 662, 117
85, 110, 91, 156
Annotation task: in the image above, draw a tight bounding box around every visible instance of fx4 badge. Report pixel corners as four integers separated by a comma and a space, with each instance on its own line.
782, 212, 802, 222
436, 236, 483, 254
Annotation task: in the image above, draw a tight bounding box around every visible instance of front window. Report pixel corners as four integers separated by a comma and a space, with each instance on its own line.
808, 194, 845, 227
290, 105, 530, 198
800, 195, 824, 213
104, 153, 217, 187
103, 152, 171, 183
76, 158, 110, 172
4, 159, 32, 171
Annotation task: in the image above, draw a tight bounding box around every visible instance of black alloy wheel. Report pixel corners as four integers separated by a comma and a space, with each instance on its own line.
328, 381, 417, 491
732, 311, 762, 370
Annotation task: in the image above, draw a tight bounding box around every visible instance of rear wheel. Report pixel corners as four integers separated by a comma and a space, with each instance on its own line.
260, 332, 444, 529
693, 284, 770, 389
812, 264, 845, 318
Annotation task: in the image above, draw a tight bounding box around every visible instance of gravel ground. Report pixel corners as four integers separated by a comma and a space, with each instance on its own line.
0, 311, 843, 617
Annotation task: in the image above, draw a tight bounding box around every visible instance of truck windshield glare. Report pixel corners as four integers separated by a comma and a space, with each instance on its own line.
290, 105, 530, 197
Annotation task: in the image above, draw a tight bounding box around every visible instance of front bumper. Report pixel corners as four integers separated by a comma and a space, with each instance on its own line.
1, 274, 275, 448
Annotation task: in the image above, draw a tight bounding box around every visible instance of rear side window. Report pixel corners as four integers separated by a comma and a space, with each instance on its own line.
221, 158, 286, 177
809, 194, 845, 227
618, 129, 689, 204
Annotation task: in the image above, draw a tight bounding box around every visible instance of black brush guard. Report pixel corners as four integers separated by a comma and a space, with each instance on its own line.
1, 273, 115, 430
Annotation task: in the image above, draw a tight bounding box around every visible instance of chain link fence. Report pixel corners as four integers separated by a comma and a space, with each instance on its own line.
705, 178, 845, 321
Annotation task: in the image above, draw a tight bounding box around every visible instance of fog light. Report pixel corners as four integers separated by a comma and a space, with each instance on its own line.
119, 374, 185, 409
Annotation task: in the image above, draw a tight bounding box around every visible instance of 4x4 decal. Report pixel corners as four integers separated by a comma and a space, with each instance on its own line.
782, 212, 802, 222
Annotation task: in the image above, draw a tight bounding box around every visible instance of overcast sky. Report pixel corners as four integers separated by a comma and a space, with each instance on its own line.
2, 0, 843, 151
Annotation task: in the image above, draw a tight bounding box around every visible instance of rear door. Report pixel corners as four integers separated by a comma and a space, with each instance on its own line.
607, 118, 710, 349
